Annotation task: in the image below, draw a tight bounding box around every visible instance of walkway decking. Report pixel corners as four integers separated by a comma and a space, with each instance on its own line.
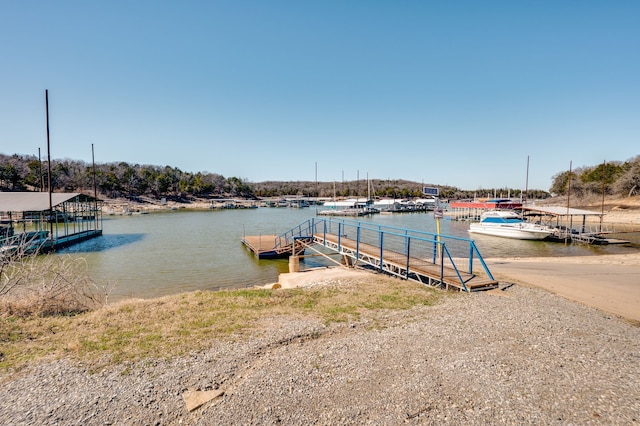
310, 233, 498, 292
240, 235, 296, 259
241, 218, 498, 292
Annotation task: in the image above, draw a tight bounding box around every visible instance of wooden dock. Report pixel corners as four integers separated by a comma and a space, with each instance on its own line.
241, 235, 292, 259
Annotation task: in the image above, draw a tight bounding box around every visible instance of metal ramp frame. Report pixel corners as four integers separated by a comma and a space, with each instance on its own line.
273, 217, 498, 292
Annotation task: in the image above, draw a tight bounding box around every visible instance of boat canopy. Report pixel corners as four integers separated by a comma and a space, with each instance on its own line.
0, 192, 100, 213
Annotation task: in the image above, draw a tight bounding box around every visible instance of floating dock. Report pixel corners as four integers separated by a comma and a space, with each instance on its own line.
241, 235, 292, 259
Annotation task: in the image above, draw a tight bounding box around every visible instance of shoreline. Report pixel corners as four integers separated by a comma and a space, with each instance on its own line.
102, 194, 640, 322
100, 194, 640, 219
99, 196, 640, 322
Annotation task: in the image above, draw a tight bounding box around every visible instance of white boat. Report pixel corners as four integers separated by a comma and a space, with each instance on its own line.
468, 210, 554, 240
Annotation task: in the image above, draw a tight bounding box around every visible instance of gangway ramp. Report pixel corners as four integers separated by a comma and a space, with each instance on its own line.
310, 232, 497, 292
242, 218, 498, 292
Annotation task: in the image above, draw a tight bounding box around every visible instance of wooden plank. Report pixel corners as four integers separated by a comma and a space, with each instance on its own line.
241, 235, 278, 255
241, 235, 297, 259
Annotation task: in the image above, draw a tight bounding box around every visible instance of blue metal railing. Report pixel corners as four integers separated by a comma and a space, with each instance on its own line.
273, 217, 495, 290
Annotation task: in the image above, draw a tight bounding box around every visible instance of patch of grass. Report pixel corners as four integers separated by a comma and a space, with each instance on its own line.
0, 274, 444, 373
323, 305, 361, 323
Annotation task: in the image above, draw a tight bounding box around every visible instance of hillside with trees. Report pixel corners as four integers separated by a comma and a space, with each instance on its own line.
0, 153, 638, 201
549, 158, 640, 198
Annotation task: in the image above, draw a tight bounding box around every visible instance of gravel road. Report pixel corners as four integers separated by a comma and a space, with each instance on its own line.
1, 280, 638, 425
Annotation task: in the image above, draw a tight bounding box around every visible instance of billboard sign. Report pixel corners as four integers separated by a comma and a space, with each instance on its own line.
423, 187, 439, 196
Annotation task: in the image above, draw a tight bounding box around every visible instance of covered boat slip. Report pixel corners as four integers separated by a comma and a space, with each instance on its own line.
242, 218, 498, 292
0, 192, 103, 254
519, 205, 629, 244
451, 200, 630, 244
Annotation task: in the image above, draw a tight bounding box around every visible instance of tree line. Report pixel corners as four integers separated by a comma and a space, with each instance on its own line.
1, 153, 638, 200
0, 154, 254, 200
548, 158, 640, 198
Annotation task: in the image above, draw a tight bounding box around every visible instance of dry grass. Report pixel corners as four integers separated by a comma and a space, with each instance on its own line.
0, 253, 114, 317
0, 275, 444, 373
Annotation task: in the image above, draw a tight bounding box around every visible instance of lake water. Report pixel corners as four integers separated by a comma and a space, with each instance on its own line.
59, 208, 639, 301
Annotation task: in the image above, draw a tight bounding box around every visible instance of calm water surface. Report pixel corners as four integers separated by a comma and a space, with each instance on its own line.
59, 208, 638, 301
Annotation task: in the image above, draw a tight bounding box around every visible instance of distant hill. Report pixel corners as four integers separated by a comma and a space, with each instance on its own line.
1, 153, 638, 201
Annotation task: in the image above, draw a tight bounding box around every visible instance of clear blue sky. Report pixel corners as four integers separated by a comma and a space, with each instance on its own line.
1, 1, 638, 191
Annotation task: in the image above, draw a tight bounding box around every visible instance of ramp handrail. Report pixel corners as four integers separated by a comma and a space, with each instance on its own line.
273, 217, 495, 290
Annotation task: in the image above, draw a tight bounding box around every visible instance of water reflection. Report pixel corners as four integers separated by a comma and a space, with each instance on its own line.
60, 233, 146, 253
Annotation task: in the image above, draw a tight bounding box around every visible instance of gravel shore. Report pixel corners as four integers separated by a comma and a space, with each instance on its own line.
1, 278, 638, 425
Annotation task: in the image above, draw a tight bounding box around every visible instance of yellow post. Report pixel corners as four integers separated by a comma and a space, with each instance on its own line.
434, 198, 443, 259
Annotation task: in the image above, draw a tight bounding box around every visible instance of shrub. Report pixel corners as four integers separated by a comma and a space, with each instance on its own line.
0, 252, 114, 317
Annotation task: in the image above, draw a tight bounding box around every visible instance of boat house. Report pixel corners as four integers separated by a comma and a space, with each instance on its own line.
520, 205, 608, 243
0, 192, 103, 256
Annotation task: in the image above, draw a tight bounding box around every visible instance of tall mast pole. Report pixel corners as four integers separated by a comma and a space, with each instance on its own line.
38, 147, 44, 192
566, 161, 572, 244
524, 155, 529, 204
92, 144, 97, 199
92, 143, 98, 228
367, 171, 370, 201
46, 90, 54, 241
566, 161, 572, 211
600, 161, 606, 231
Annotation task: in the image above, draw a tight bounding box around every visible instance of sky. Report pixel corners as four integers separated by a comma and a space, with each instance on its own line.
1, 1, 638, 192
